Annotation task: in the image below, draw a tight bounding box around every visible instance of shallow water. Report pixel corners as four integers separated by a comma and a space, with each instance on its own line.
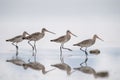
0, 47, 120, 80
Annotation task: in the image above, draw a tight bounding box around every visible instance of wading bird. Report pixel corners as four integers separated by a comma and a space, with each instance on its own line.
6, 31, 29, 57
73, 34, 103, 57
51, 30, 77, 62
23, 28, 55, 62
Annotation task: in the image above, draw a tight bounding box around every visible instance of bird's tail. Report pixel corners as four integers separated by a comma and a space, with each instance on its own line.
6, 39, 12, 42
22, 36, 28, 39
50, 39, 55, 42
73, 44, 78, 46
6, 40, 9, 42
6, 60, 11, 62
51, 64, 55, 67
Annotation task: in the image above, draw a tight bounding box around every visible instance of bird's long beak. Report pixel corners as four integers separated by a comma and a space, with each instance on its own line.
26, 32, 30, 36
46, 30, 56, 34
23, 31, 30, 36
70, 32, 77, 37
45, 68, 56, 74
97, 36, 104, 41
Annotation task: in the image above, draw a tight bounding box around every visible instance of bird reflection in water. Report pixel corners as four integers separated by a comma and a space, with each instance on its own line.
74, 56, 109, 78
23, 61, 55, 75
51, 56, 75, 76
51, 62, 72, 75
6, 57, 26, 66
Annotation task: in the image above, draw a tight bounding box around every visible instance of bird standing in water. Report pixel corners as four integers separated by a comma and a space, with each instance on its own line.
6, 31, 29, 57
23, 28, 55, 62
73, 34, 103, 64
50, 30, 77, 62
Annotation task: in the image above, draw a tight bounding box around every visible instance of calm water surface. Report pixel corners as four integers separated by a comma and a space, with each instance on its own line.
0, 47, 120, 80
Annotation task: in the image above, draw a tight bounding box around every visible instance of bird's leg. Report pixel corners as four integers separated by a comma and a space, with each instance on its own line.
28, 56, 32, 62
34, 41, 37, 53
80, 61, 84, 66
28, 57, 31, 62
80, 47, 85, 52
84, 48, 88, 60
12, 42, 19, 57
62, 44, 72, 51
85, 50, 88, 56
28, 41, 35, 62
60, 44, 63, 63
61, 56, 64, 63
16, 44, 18, 57
62, 47, 72, 51
28, 51, 36, 62
84, 57, 88, 66
33, 41, 37, 62
80, 47, 88, 66
28, 41, 35, 56
80, 47, 88, 57
28, 49, 36, 62
60, 44, 65, 63
60, 45, 62, 62
85, 47, 87, 51
80, 57, 88, 66
84, 50, 88, 66
34, 54, 36, 62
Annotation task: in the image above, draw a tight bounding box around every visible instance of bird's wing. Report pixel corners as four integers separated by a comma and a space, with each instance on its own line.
51, 35, 66, 42
26, 32, 40, 39
79, 39, 93, 45
51, 64, 66, 70
6, 35, 22, 42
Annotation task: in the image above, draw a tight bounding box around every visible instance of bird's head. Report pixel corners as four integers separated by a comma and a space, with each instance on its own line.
94, 34, 104, 41
67, 30, 77, 37
42, 28, 56, 34
22, 31, 30, 37
23, 64, 28, 69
